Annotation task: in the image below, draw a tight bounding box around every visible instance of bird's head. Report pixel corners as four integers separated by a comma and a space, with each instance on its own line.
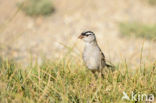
78, 31, 96, 43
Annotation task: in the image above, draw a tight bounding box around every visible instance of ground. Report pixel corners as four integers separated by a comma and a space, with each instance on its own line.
0, 0, 156, 67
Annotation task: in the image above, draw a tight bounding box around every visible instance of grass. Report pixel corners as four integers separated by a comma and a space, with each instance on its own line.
18, 0, 55, 16
146, 0, 156, 6
119, 22, 156, 40
0, 56, 155, 103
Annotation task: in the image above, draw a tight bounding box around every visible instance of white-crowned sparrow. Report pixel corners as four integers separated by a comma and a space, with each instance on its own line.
78, 31, 113, 73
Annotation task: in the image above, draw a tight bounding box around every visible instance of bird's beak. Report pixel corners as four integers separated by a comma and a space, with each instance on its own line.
78, 35, 84, 39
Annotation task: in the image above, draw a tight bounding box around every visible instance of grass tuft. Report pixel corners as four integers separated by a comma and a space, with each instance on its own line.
17, 0, 55, 16
119, 22, 156, 40
146, 0, 156, 6
0, 57, 155, 102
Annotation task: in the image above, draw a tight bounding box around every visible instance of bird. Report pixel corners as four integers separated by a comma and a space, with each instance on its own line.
78, 31, 113, 74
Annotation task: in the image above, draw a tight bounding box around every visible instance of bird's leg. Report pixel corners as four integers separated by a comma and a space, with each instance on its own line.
91, 70, 104, 79
98, 69, 104, 79
101, 72, 104, 78
91, 70, 98, 79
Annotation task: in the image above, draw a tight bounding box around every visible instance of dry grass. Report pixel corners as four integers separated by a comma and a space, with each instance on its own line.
0, 56, 155, 103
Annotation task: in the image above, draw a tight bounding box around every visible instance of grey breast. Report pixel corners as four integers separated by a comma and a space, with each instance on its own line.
83, 44, 102, 70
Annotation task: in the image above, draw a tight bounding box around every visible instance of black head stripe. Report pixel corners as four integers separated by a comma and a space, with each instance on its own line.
81, 32, 86, 36
81, 31, 94, 36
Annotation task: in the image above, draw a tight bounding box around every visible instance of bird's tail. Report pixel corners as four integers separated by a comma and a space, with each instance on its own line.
106, 63, 115, 71
106, 63, 113, 68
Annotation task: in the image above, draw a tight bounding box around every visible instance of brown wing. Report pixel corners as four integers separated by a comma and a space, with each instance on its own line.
99, 49, 106, 68
99, 49, 114, 68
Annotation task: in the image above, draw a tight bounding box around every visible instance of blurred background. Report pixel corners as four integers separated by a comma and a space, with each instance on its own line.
0, 0, 156, 67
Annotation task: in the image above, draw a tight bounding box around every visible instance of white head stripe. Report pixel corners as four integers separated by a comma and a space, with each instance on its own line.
86, 32, 93, 35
